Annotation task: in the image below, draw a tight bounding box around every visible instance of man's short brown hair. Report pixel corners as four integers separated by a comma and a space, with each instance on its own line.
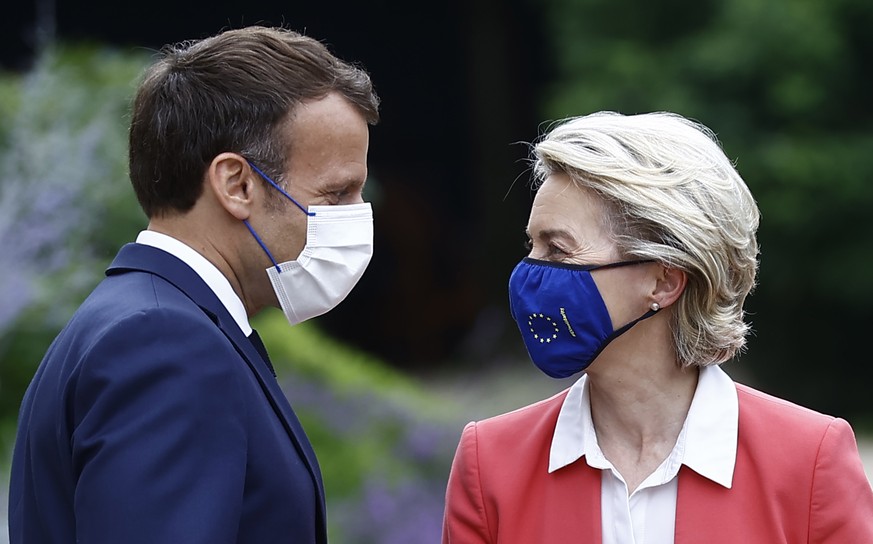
129, 26, 380, 217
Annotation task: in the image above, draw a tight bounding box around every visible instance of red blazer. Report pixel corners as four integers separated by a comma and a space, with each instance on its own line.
442, 383, 873, 543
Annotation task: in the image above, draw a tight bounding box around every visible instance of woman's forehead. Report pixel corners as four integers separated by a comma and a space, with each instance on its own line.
527, 174, 615, 252
530, 175, 604, 226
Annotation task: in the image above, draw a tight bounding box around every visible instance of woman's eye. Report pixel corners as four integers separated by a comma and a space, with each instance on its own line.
525, 240, 568, 260
547, 243, 567, 256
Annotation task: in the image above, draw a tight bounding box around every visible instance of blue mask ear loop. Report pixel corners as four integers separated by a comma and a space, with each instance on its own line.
243, 160, 316, 273
243, 220, 281, 273
246, 161, 316, 217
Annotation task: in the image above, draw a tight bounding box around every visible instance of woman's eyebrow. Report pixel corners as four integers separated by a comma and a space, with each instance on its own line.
529, 227, 577, 243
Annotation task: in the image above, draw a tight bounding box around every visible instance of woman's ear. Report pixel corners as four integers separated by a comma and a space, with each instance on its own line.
205, 153, 257, 221
652, 265, 687, 309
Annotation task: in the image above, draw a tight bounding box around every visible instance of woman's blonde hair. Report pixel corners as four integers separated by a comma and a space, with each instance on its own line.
533, 111, 760, 367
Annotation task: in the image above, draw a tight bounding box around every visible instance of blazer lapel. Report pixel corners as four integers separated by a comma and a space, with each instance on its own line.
675, 466, 716, 543
675, 465, 751, 544
107, 243, 327, 531
548, 461, 602, 543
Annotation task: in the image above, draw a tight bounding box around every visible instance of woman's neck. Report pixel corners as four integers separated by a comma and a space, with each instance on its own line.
585, 326, 699, 491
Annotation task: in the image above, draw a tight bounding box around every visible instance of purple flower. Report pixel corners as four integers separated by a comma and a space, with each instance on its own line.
278, 372, 454, 543
332, 476, 445, 544
0, 48, 131, 334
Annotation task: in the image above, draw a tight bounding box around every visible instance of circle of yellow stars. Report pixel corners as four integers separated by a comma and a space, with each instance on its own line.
528, 313, 559, 343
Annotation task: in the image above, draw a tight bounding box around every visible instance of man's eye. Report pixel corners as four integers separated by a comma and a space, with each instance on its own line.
325, 190, 347, 204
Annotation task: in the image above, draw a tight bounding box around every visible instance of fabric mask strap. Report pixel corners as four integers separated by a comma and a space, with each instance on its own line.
588, 306, 661, 363
243, 219, 281, 272
247, 161, 315, 217
589, 259, 656, 271
522, 257, 654, 272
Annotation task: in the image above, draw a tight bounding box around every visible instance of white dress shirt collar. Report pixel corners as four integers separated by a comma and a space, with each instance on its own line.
549, 364, 738, 488
135, 230, 253, 336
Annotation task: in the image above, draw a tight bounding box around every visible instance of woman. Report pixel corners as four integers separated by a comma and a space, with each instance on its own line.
442, 112, 873, 543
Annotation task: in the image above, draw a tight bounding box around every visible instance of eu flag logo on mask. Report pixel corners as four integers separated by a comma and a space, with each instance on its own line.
527, 313, 559, 344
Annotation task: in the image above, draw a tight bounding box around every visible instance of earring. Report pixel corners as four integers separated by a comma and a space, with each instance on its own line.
650, 302, 661, 312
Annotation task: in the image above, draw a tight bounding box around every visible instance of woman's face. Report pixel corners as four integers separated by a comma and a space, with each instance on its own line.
526, 173, 618, 265
526, 173, 654, 330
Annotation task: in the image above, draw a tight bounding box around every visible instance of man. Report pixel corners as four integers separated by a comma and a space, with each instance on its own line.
9, 26, 379, 543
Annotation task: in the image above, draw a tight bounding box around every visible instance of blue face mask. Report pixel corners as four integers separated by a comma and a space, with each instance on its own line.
508, 257, 658, 379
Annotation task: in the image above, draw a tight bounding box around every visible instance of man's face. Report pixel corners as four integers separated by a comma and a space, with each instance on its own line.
260, 92, 370, 264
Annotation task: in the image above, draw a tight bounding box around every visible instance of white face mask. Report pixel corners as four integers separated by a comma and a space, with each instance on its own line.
267, 203, 373, 325
244, 162, 374, 325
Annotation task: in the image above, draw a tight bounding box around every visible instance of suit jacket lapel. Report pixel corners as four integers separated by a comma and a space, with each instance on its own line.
218, 309, 328, 529
107, 243, 327, 530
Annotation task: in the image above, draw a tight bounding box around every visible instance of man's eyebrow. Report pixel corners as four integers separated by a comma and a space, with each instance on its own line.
323, 177, 366, 192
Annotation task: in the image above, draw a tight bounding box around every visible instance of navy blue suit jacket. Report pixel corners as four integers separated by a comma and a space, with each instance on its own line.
9, 243, 327, 543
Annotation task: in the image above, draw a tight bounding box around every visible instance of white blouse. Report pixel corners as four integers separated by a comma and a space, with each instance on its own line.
548, 365, 739, 544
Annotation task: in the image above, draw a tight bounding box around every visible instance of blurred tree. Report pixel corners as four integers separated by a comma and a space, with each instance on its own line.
0, 44, 147, 453
540, 0, 873, 422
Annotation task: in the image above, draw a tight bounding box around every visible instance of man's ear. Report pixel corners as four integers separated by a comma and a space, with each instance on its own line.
652, 265, 687, 309
205, 153, 257, 221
